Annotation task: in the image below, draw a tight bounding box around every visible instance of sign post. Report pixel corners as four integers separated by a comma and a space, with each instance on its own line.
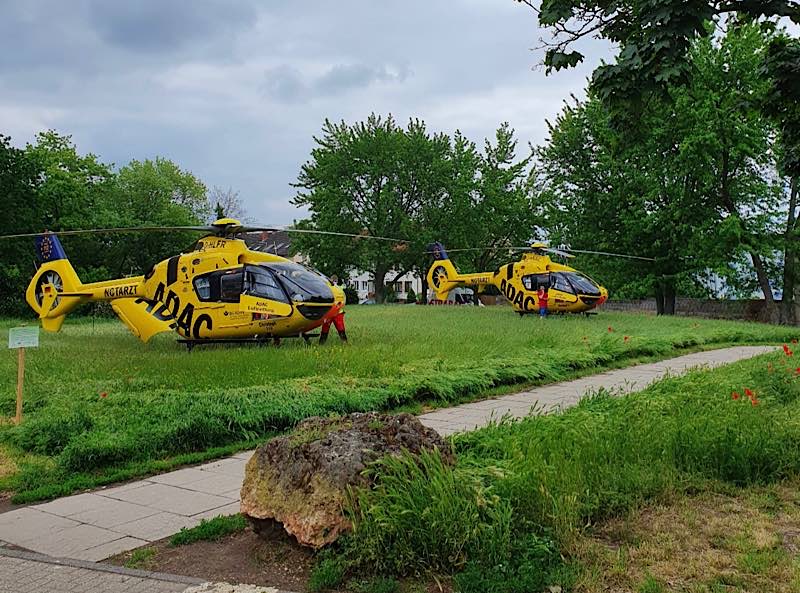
8, 327, 39, 425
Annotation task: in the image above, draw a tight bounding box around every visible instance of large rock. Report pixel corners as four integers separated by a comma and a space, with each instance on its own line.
240, 412, 453, 548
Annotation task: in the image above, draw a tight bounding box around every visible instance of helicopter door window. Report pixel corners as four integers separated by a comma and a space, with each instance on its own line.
522, 275, 533, 291
522, 274, 551, 291
550, 272, 574, 294
220, 270, 244, 302
243, 266, 289, 303
194, 277, 212, 300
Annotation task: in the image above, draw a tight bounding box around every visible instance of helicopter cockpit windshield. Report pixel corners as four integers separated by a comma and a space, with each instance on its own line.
562, 272, 601, 296
266, 262, 334, 303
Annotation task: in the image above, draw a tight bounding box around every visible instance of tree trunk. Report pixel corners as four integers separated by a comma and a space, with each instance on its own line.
750, 251, 780, 323
655, 282, 665, 316
655, 278, 676, 315
663, 281, 676, 315
373, 270, 386, 304
783, 179, 798, 325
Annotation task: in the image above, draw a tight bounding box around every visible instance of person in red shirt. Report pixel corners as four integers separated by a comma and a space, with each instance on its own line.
320, 274, 347, 344
537, 285, 549, 318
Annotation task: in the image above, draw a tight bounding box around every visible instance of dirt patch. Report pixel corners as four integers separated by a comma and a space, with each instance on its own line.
569, 482, 800, 592
107, 526, 314, 591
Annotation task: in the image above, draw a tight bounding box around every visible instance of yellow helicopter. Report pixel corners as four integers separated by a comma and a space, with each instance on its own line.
5, 219, 391, 348
426, 242, 652, 315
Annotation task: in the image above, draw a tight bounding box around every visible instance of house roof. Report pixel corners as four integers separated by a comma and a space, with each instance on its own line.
246, 230, 293, 257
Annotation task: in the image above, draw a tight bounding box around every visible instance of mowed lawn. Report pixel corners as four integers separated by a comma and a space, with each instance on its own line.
0, 306, 797, 502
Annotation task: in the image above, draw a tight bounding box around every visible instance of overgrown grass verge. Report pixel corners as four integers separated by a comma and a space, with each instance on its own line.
5, 439, 260, 504
0, 309, 797, 502
334, 350, 800, 591
169, 514, 248, 546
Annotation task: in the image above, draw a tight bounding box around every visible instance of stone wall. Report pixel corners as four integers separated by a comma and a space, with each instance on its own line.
602, 298, 794, 323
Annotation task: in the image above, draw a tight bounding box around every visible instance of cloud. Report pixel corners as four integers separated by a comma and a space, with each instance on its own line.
263, 65, 307, 103
1, 0, 610, 224
263, 62, 412, 103
314, 63, 411, 94
86, 0, 257, 53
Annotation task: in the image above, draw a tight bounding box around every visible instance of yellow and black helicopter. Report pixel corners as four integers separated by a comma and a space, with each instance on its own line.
426, 241, 653, 315
2, 219, 396, 348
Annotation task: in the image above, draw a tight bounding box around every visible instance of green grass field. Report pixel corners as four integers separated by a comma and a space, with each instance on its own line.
340, 350, 800, 592
0, 306, 798, 502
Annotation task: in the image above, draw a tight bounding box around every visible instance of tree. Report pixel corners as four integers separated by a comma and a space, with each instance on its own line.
467, 123, 538, 272
209, 185, 249, 222
109, 158, 209, 275
761, 35, 800, 321
0, 136, 42, 314
292, 115, 455, 302
540, 25, 783, 315
293, 116, 540, 303
22, 131, 117, 285
517, 0, 799, 112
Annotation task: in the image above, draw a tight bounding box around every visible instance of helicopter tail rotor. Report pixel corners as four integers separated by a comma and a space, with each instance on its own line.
426, 242, 462, 301
26, 234, 85, 331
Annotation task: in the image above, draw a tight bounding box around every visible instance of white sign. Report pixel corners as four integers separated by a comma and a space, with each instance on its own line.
8, 327, 39, 349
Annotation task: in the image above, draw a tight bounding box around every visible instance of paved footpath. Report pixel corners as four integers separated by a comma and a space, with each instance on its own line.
0, 546, 203, 593
0, 345, 776, 570
419, 345, 776, 435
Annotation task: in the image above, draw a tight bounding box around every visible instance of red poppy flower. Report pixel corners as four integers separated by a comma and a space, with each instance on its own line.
100, 392, 108, 399
624, 335, 630, 342
731, 391, 741, 400
750, 397, 759, 406
608, 326, 613, 332
744, 388, 754, 397
784, 344, 794, 356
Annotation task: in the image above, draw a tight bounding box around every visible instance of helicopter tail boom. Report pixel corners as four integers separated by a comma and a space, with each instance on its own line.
26, 233, 146, 332
426, 242, 495, 301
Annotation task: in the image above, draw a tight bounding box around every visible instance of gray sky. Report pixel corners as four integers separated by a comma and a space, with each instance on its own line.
1, 0, 605, 224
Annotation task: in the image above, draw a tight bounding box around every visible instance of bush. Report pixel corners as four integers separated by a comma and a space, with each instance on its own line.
347, 449, 512, 575
58, 431, 142, 472
308, 555, 347, 592
13, 409, 93, 455
453, 535, 566, 593
344, 285, 359, 305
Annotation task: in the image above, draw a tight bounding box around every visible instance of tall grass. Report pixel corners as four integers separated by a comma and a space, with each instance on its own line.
0, 308, 797, 500
343, 351, 800, 588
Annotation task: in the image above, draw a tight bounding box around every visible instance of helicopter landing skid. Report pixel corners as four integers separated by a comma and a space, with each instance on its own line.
177, 334, 320, 351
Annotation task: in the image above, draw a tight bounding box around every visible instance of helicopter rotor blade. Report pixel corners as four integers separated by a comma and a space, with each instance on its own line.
0, 226, 216, 240
0, 225, 408, 243
424, 244, 653, 261
560, 248, 655, 261
543, 247, 575, 259
244, 226, 407, 242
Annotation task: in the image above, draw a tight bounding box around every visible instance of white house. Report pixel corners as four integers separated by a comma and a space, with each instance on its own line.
347, 270, 423, 303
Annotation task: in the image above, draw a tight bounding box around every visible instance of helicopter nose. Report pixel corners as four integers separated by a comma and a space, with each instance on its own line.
598, 286, 608, 305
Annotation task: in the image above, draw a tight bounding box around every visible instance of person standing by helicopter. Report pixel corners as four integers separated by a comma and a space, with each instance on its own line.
537, 284, 549, 318
320, 275, 348, 344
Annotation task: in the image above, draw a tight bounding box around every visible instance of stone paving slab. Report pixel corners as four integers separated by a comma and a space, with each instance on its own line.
0, 546, 203, 593
0, 457, 253, 562
418, 346, 776, 435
